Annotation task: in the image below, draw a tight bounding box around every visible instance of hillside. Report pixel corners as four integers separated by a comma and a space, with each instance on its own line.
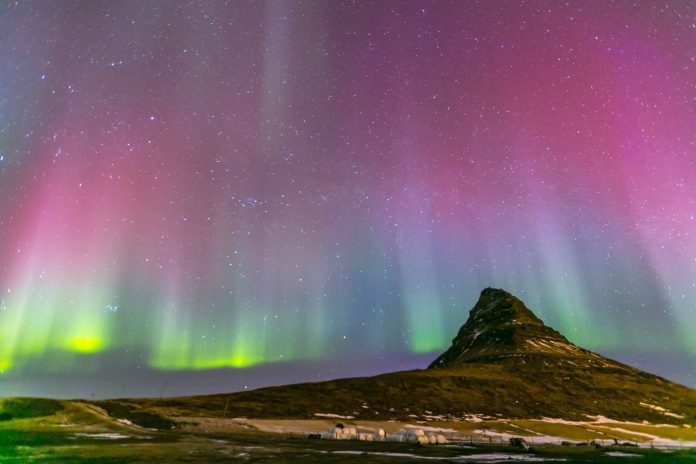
3, 288, 696, 462
116, 288, 696, 426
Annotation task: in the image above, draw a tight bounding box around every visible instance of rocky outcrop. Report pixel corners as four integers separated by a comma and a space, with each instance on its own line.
430, 288, 591, 367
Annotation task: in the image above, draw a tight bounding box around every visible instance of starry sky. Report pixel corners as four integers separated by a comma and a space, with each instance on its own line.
1, 0, 695, 398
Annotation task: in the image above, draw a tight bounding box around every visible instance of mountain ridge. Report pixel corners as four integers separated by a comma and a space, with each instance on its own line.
113, 288, 696, 427
429, 287, 615, 368
430, 287, 580, 367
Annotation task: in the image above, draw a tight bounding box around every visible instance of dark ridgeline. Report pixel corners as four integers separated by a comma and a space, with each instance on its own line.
102, 289, 696, 428
431, 287, 599, 367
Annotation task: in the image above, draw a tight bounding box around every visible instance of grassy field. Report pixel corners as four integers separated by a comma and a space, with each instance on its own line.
4, 290, 696, 461
3, 430, 695, 462
2, 397, 696, 463
120, 352, 696, 428
3, 288, 696, 462
2, 430, 696, 463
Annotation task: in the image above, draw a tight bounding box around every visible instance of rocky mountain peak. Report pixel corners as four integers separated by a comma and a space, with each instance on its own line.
469, 288, 544, 326
429, 288, 581, 368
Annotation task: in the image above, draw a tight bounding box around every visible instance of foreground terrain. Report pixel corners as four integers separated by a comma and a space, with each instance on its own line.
1, 397, 696, 463
2, 289, 696, 462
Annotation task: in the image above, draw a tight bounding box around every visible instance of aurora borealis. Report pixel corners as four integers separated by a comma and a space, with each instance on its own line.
1, 0, 695, 397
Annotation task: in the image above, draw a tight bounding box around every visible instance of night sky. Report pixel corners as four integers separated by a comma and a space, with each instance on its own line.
1, 0, 695, 398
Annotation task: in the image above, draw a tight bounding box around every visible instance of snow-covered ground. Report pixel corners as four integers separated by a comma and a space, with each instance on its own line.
73, 433, 132, 440
473, 428, 562, 445
313, 413, 355, 419
331, 451, 566, 462
176, 413, 696, 449
403, 424, 458, 434
604, 451, 642, 458
535, 416, 696, 448
639, 402, 685, 419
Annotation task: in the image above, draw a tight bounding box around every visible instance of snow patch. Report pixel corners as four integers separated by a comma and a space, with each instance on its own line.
604, 451, 642, 458
454, 455, 566, 462
404, 424, 458, 434
74, 433, 132, 440
639, 403, 685, 420
473, 429, 561, 445
639, 402, 666, 412
313, 413, 355, 419
602, 427, 662, 441
332, 451, 564, 461
540, 417, 585, 425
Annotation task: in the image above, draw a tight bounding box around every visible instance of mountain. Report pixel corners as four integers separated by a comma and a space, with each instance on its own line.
430, 287, 608, 366
106, 288, 696, 427
5, 289, 696, 464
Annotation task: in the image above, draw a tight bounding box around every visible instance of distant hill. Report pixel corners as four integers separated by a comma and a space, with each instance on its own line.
110, 288, 696, 426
